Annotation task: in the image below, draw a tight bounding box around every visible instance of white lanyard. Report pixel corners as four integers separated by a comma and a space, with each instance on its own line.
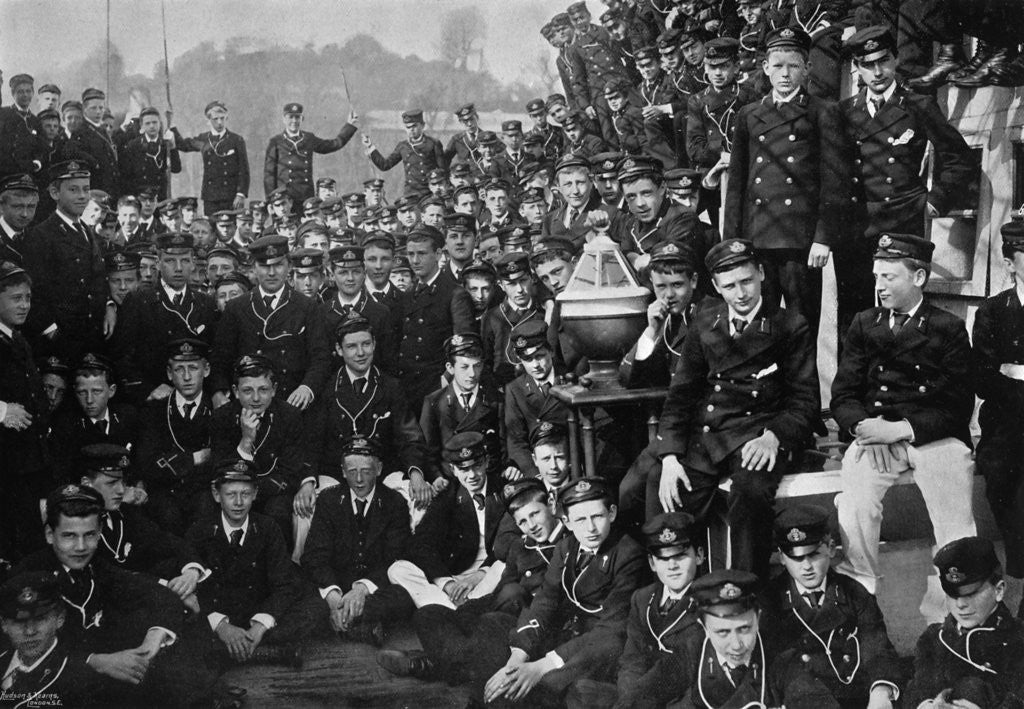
61, 578, 100, 630
250, 290, 296, 341
696, 633, 766, 709
333, 370, 390, 439
939, 626, 998, 675
101, 515, 128, 563
788, 593, 860, 684
161, 295, 199, 335
560, 556, 604, 615
644, 589, 691, 652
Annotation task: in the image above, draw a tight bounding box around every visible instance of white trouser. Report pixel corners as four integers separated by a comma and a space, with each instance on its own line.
387, 559, 505, 610
834, 438, 976, 597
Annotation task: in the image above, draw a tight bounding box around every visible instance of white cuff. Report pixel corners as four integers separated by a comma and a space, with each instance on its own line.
0, 401, 8, 424
635, 332, 657, 361
181, 563, 211, 582
149, 627, 177, 647
870, 680, 900, 702
208, 612, 228, 631
237, 444, 254, 461
543, 651, 565, 670
434, 577, 455, 590
251, 613, 276, 630
300, 476, 317, 488
354, 579, 378, 595
320, 585, 343, 601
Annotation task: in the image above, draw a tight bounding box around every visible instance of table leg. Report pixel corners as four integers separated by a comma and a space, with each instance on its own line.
566, 407, 581, 479
580, 407, 596, 478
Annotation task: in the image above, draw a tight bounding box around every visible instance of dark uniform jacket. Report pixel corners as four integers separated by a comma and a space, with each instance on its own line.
504, 371, 571, 478
905, 603, 1024, 709
186, 512, 301, 627
0, 642, 94, 709
173, 129, 250, 204
612, 105, 647, 154
321, 290, 398, 375
0, 326, 49, 476
398, 273, 475, 378
972, 288, 1024, 443
316, 365, 426, 479
762, 570, 901, 700
370, 136, 446, 196
686, 82, 759, 169
70, 121, 120, 199
656, 299, 819, 472
48, 403, 140, 485
0, 222, 24, 265
14, 549, 182, 653
263, 124, 357, 203
619, 302, 697, 389
420, 381, 503, 480
111, 286, 218, 400
0, 106, 44, 178
210, 284, 330, 396
95, 506, 198, 580
509, 529, 647, 680
831, 301, 974, 447
498, 525, 565, 601
211, 398, 310, 496
443, 130, 481, 166
134, 394, 214, 494
540, 187, 629, 251
840, 84, 972, 237
481, 300, 546, 386
619, 198, 708, 259
568, 30, 633, 109
678, 634, 780, 709
406, 482, 504, 581
563, 132, 609, 161
615, 582, 703, 709
22, 211, 107, 359
120, 135, 181, 201
301, 483, 411, 593
724, 90, 851, 250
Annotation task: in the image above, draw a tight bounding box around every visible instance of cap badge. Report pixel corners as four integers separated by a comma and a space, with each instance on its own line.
878, 235, 893, 248
945, 567, 965, 584
515, 336, 528, 348
265, 245, 279, 257
513, 227, 524, 238
729, 241, 746, 253
663, 243, 679, 255
61, 484, 79, 496
68, 161, 80, 172
231, 461, 249, 473
460, 447, 472, 459
576, 479, 591, 492
719, 582, 742, 600
181, 342, 194, 354
503, 484, 516, 498
780, 28, 795, 39
623, 159, 636, 170
680, 176, 692, 187
47, 357, 60, 367
787, 527, 807, 543
658, 528, 677, 544
540, 421, 553, 432
18, 588, 36, 605
864, 39, 879, 51
451, 334, 464, 347
118, 455, 130, 469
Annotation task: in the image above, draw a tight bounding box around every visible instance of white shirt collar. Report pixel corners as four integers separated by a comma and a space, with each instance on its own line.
162, 281, 186, 302
0, 322, 13, 339
728, 298, 763, 334
795, 579, 827, 604
3, 639, 59, 681
345, 365, 371, 383
365, 278, 388, 294
0, 216, 20, 237
715, 650, 754, 670
336, 291, 360, 307
452, 383, 480, 405
867, 81, 897, 106
889, 297, 924, 320
1016, 280, 1024, 307
211, 130, 226, 139
350, 486, 376, 514
222, 513, 249, 544
660, 581, 692, 605
89, 409, 110, 425
258, 286, 284, 307
84, 118, 104, 130
422, 268, 441, 288
55, 209, 81, 229
174, 390, 202, 417
772, 87, 801, 104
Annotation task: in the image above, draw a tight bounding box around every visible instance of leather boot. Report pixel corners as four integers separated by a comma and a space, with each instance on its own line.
376, 649, 436, 679
340, 619, 387, 646
948, 41, 993, 81
249, 644, 303, 669
990, 49, 1024, 86
953, 47, 1014, 88
907, 43, 966, 90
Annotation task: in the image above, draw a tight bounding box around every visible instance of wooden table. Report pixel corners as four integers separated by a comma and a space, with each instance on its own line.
549, 382, 668, 478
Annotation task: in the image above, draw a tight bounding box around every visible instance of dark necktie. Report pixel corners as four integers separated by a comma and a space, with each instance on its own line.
353, 377, 366, 396
76, 221, 90, 244
264, 295, 275, 310
732, 318, 747, 338
472, 493, 486, 510
230, 528, 243, 549
183, 402, 196, 420
892, 312, 910, 336
461, 393, 472, 411
541, 382, 552, 396
727, 664, 749, 685
576, 550, 595, 574
803, 591, 823, 608
68, 567, 89, 586
356, 498, 367, 517
173, 291, 184, 306
92, 419, 107, 435
659, 595, 679, 614
567, 207, 580, 225
870, 97, 883, 116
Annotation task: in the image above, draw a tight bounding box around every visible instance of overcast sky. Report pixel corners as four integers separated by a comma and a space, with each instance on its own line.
0, 0, 580, 88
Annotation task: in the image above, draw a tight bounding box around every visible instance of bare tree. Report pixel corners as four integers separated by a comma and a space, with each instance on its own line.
438, 7, 487, 70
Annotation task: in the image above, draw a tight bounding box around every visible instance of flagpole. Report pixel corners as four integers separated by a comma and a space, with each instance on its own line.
105, 0, 111, 98
161, 0, 174, 198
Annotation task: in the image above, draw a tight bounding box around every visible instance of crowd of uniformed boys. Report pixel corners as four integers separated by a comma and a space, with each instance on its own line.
1, 1, 1023, 707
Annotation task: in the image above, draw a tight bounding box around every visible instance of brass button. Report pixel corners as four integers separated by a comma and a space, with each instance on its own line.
788, 134, 796, 141
702, 425, 711, 433
706, 404, 715, 412
784, 199, 792, 206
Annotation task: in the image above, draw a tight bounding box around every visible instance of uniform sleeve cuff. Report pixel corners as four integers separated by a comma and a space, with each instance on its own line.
237, 444, 254, 461
207, 612, 227, 631
543, 651, 565, 670
635, 332, 657, 361
301, 476, 317, 488
355, 579, 378, 594
0, 402, 8, 424
148, 627, 177, 647
320, 585, 342, 601
870, 680, 899, 702
251, 613, 276, 630
181, 563, 211, 582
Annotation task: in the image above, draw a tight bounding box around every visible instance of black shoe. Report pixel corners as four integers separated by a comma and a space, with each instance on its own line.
249, 644, 303, 669
376, 649, 435, 679
953, 47, 1014, 88
948, 41, 994, 81
342, 620, 387, 647
906, 43, 965, 90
